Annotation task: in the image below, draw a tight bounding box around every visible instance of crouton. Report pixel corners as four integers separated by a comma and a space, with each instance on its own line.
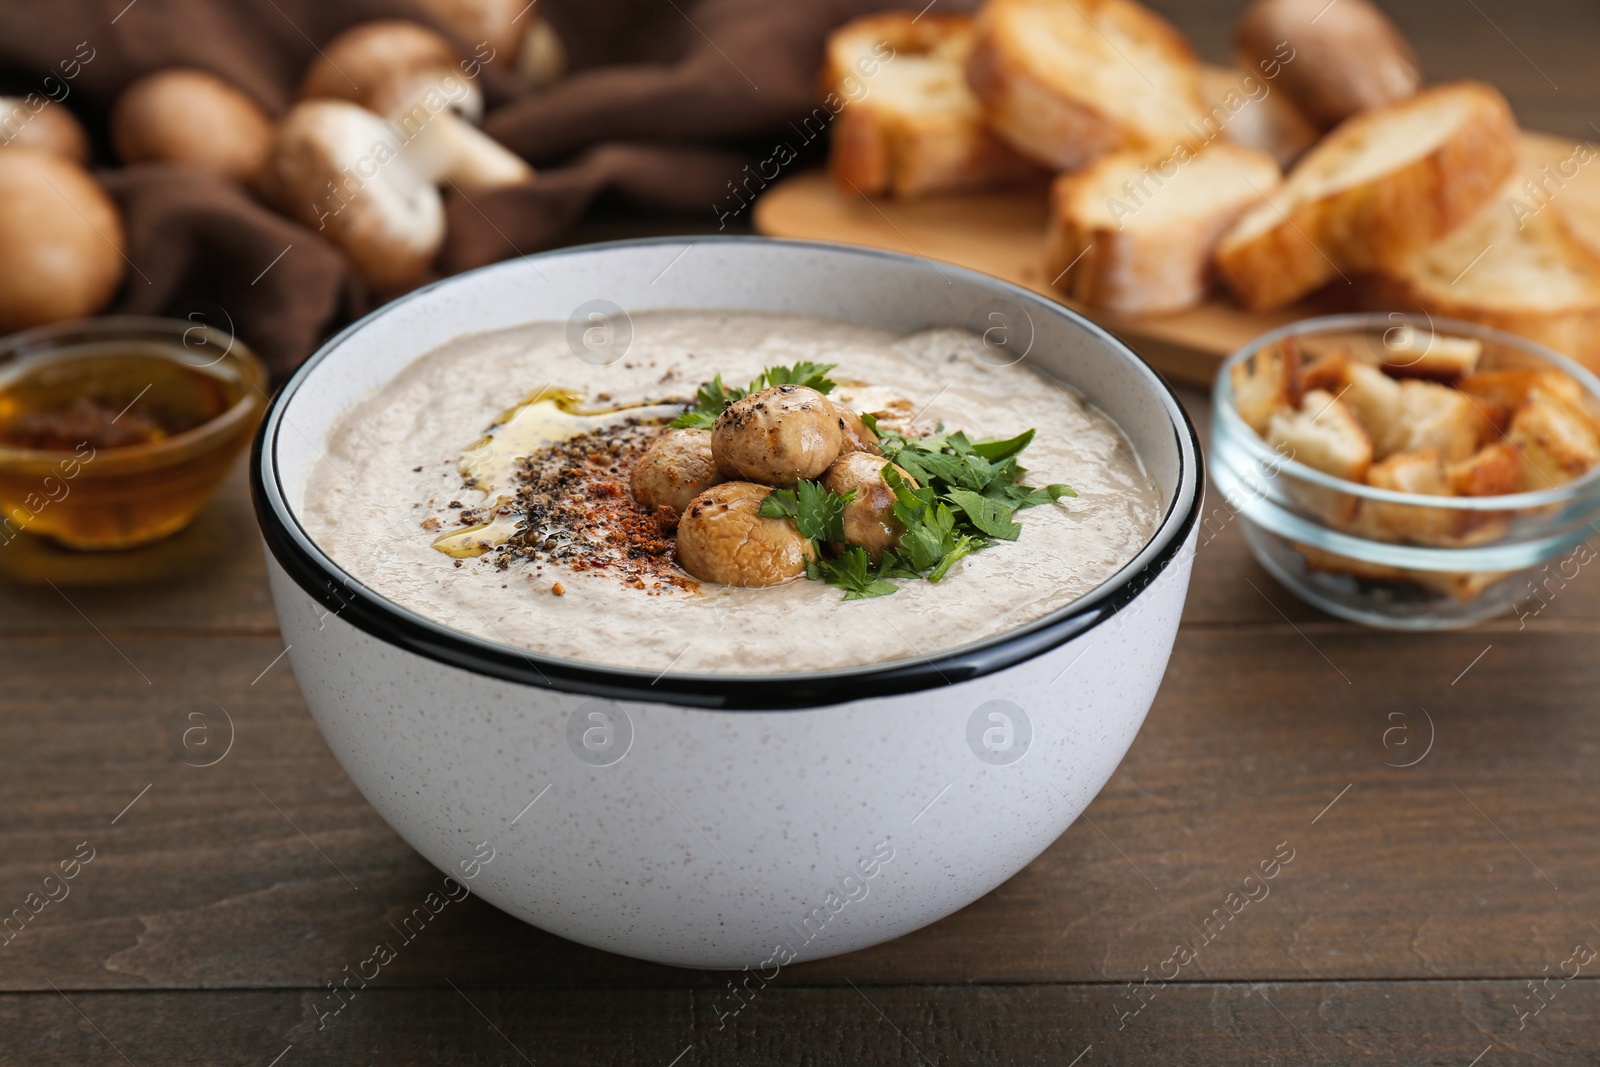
1509, 385, 1600, 490
1457, 368, 1586, 412
1295, 543, 1504, 601
1357, 448, 1459, 544
1343, 361, 1407, 458
1351, 447, 1509, 546
1448, 442, 1524, 496
1267, 388, 1373, 522
1392, 379, 1481, 462
1268, 388, 1373, 480
1378, 329, 1482, 381
1299, 350, 1351, 393
1230, 338, 1302, 435
1463, 393, 1512, 445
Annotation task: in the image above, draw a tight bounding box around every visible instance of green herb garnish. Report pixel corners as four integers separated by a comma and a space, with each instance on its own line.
747, 417, 1074, 601
756, 480, 853, 542
669, 362, 838, 429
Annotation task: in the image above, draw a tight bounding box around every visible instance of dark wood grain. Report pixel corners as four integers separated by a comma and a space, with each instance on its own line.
3, 4, 1599, 1064
4, 981, 1597, 1066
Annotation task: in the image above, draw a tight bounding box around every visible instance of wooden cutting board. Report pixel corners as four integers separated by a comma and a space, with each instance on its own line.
754, 131, 1600, 386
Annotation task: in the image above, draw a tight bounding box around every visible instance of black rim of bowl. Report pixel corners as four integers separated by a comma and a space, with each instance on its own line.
252, 236, 1204, 711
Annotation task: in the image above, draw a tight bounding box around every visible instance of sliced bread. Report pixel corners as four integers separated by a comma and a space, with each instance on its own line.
1044, 141, 1281, 314
822, 13, 1035, 198
965, 0, 1203, 171
1369, 185, 1600, 373
1198, 65, 1319, 168
1214, 81, 1518, 311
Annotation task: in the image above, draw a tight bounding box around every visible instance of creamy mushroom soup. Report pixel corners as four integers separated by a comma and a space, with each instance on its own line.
302, 311, 1162, 675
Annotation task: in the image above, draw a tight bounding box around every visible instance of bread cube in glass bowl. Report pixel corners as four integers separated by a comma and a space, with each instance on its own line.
1212, 314, 1600, 629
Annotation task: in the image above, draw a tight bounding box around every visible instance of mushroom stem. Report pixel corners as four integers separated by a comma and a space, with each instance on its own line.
392, 107, 533, 191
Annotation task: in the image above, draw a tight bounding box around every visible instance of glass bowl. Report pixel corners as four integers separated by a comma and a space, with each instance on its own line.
1212, 313, 1600, 629
0, 316, 267, 551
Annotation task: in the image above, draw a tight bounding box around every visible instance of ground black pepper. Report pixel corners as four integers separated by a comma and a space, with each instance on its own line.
451, 420, 696, 594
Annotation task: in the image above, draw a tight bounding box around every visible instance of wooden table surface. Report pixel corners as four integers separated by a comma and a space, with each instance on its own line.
5, 2, 1600, 1064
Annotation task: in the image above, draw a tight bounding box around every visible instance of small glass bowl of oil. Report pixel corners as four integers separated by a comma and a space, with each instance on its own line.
0, 316, 267, 551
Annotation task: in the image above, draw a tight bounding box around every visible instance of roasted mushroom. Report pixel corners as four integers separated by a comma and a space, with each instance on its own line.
712, 384, 843, 486
822, 452, 914, 562
832, 400, 881, 455
630, 428, 723, 515
676, 482, 816, 586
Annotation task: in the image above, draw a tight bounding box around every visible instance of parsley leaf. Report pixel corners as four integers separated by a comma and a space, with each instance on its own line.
670, 362, 837, 429
761, 361, 838, 394
970, 428, 1035, 462
813, 545, 898, 600
1006, 483, 1078, 508
759, 481, 853, 543
945, 488, 1022, 541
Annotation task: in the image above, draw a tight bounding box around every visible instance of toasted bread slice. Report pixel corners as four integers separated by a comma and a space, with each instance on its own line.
1509, 385, 1600, 490
1371, 188, 1600, 372
966, 0, 1203, 171
1044, 142, 1281, 314
823, 13, 1036, 198
1214, 82, 1518, 311
1199, 65, 1319, 168
1230, 337, 1302, 435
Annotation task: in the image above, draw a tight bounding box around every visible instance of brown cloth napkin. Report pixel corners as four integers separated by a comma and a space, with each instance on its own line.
0, 0, 922, 376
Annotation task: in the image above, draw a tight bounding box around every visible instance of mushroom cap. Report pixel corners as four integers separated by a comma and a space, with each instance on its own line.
831, 400, 881, 455
111, 69, 275, 182
301, 20, 482, 122
419, 0, 525, 59
630, 428, 723, 515
822, 452, 913, 562
676, 481, 816, 587
0, 97, 90, 164
1235, 0, 1421, 128
712, 384, 844, 487
257, 100, 444, 292
0, 149, 125, 331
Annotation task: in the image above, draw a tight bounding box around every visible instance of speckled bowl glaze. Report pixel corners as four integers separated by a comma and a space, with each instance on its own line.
253, 237, 1202, 969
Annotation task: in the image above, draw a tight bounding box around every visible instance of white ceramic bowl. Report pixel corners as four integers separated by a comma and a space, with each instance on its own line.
252, 237, 1202, 969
